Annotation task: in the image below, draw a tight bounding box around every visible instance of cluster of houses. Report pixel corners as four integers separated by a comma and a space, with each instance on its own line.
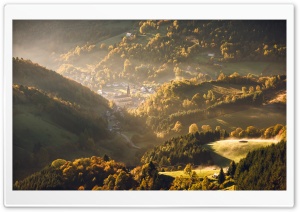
140, 86, 155, 94
103, 82, 155, 94
113, 95, 133, 107
97, 82, 156, 109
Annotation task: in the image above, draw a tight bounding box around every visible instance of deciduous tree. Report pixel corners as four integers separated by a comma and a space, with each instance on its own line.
189, 123, 199, 134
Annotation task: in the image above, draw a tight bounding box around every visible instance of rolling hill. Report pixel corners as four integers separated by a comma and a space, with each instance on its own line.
132, 74, 286, 138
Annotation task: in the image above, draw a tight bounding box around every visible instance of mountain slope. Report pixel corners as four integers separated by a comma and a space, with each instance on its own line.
13, 58, 112, 181
13, 83, 110, 181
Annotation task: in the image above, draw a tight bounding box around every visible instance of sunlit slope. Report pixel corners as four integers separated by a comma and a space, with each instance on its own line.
205, 139, 279, 167
196, 105, 286, 132
160, 169, 216, 179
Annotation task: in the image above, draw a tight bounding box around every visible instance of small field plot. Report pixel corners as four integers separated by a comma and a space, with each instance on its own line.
160, 169, 217, 179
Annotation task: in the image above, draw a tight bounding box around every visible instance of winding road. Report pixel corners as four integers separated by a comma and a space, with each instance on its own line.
118, 132, 141, 149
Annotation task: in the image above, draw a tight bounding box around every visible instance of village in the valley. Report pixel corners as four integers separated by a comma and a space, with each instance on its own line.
98, 81, 157, 135
97, 81, 156, 109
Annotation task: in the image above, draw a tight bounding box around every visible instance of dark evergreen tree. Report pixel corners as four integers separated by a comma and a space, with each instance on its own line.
227, 160, 236, 178
218, 167, 225, 184
234, 141, 286, 190
103, 154, 110, 162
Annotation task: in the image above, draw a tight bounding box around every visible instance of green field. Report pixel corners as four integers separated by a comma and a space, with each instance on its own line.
160, 169, 217, 179
205, 139, 279, 166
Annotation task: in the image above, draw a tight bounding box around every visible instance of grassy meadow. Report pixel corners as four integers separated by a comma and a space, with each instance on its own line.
205, 139, 279, 166
160, 169, 217, 179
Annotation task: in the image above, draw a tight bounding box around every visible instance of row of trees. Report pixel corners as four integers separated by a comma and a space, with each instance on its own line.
230, 124, 286, 139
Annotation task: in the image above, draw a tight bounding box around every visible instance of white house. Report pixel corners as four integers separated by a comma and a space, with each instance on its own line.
147, 87, 154, 93
212, 173, 219, 178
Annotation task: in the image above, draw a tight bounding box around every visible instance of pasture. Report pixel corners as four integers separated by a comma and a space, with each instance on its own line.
160, 169, 217, 179
205, 139, 279, 167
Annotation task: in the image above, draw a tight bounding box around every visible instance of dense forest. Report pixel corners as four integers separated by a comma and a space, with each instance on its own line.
234, 141, 286, 190
141, 130, 228, 167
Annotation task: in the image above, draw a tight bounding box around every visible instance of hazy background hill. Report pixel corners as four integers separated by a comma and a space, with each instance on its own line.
13, 20, 286, 91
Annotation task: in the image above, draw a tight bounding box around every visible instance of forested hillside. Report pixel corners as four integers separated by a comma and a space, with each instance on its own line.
133, 73, 286, 137
14, 20, 286, 91
234, 141, 286, 190
14, 156, 173, 190
141, 130, 228, 167
13, 59, 143, 182
12, 20, 287, 191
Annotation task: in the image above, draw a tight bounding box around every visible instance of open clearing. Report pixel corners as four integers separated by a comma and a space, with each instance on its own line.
205, 138, 279, 166
160, 169, 217, 179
